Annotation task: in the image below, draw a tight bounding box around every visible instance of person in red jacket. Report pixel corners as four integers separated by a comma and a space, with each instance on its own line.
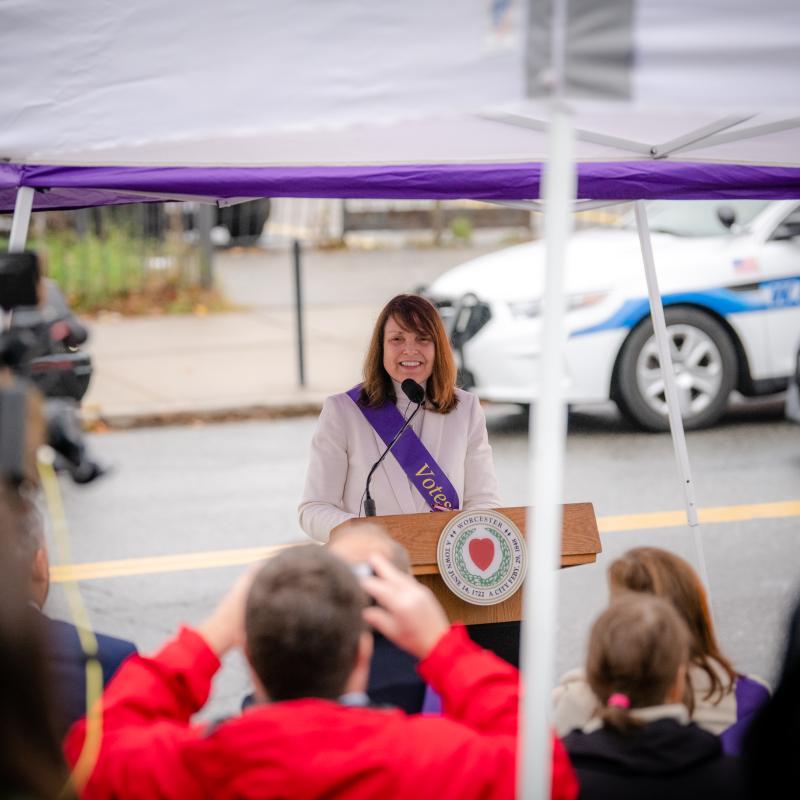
65, 545, 577, 800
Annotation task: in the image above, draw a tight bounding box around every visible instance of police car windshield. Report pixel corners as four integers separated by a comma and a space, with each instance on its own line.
621, 200, 770, 237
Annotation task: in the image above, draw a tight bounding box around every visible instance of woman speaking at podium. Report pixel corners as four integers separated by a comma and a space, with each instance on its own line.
299, 294, 501, 542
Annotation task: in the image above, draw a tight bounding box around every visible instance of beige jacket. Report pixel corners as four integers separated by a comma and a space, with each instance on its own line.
298, 387, 501, 542
552, 661, 770, 737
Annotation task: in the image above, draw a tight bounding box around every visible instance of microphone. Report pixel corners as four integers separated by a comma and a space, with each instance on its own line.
363, 379, 424, 517
401, 377, 425, 405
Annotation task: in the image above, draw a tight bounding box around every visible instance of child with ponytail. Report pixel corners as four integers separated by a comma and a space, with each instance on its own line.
554, 547, 769, 755
563, 593, 743, 799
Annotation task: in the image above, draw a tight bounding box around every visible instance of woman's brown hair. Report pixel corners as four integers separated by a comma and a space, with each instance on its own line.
607, 546, 737, 709
588, 593, 690, 735
360, 294, 458, 413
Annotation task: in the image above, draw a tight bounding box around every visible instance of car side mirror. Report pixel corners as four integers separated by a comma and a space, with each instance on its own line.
772, 222, 800, 241
716, 206, 737, 229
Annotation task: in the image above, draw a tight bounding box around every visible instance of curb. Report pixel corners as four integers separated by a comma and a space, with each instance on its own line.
81, 402, 324, 431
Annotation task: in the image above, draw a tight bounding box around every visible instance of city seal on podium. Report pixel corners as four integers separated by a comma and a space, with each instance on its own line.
436, 510, 527, 606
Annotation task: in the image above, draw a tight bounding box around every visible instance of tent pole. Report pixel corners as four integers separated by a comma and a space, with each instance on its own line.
518, 103, 575, 800
633, 202, 711, 591
9, 186, 34, 252
482, 110, 652, 155
664, 116, 800, 156
649, 114, 753, 158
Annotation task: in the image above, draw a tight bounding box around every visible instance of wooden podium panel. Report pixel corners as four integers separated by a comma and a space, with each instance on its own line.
336, 504, 601, 625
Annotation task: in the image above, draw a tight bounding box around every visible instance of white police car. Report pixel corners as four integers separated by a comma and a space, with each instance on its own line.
787, 335, 800, 424
426, 200, 800, 430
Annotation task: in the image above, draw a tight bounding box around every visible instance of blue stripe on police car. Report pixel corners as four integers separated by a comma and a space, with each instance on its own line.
572, 275, 800, 337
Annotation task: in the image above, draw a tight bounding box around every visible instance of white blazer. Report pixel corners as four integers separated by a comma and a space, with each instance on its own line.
298, 388, 501, 542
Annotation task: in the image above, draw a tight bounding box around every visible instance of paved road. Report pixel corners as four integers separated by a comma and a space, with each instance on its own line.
46, 401, 800, 719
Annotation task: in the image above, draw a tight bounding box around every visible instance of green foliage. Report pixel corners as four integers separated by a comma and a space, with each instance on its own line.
450, 215, 473, 244
28, 226, 203, 315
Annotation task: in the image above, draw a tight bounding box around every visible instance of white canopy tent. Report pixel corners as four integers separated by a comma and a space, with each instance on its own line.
3, 1, 800, 796
1, 0, 799, 212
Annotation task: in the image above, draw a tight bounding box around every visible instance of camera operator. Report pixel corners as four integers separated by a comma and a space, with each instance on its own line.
1, 251, 102, 485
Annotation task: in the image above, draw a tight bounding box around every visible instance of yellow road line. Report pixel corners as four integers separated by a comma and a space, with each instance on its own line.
598, 499, 800, 533
50, 543, 296, 583
50, 499, 800, 584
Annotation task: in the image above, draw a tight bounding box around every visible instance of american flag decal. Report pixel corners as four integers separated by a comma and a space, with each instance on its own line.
733, 257, 759, 273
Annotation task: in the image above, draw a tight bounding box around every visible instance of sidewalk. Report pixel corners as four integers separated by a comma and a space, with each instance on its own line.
79, 243, 499, 427
80, 305, 374, 427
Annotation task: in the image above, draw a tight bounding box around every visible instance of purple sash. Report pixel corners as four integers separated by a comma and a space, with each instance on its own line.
347, 385, 460, 511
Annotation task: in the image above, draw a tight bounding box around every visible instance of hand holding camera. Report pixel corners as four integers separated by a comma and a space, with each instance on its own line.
360, 553, 450, 660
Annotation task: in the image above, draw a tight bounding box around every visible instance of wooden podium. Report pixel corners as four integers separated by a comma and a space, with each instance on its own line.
336, 504, 601, 626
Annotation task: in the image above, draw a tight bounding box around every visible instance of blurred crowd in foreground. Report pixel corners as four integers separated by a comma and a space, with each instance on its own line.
2, 467, 799, 800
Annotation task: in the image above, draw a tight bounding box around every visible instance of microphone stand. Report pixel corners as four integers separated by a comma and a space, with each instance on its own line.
363, 382, 424, 517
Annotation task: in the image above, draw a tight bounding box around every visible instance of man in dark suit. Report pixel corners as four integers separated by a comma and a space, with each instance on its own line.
19, 499, 137, 737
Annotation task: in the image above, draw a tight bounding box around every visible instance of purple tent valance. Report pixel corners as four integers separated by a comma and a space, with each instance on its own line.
2, 160, 800, 212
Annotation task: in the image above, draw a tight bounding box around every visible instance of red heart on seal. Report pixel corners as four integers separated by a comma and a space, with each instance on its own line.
469, 537, 495, 572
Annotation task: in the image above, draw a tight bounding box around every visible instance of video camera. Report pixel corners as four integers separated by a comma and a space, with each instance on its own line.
0, 251, 103, 485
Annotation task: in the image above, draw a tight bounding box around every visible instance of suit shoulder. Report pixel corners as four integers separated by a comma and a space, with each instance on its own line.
327, 387, 362, 406
453, 388, 482, 415
44, 616, 81, 650
94, 630, 138, 658
323, 391, 362, 417
453, 387, 478, 404
44, 616, 136, 658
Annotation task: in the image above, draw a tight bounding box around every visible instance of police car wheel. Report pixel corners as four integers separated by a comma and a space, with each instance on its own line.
613, 307, 738, 432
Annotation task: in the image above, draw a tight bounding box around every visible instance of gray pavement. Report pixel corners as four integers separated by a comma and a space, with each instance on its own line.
80, 243, 499, 425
